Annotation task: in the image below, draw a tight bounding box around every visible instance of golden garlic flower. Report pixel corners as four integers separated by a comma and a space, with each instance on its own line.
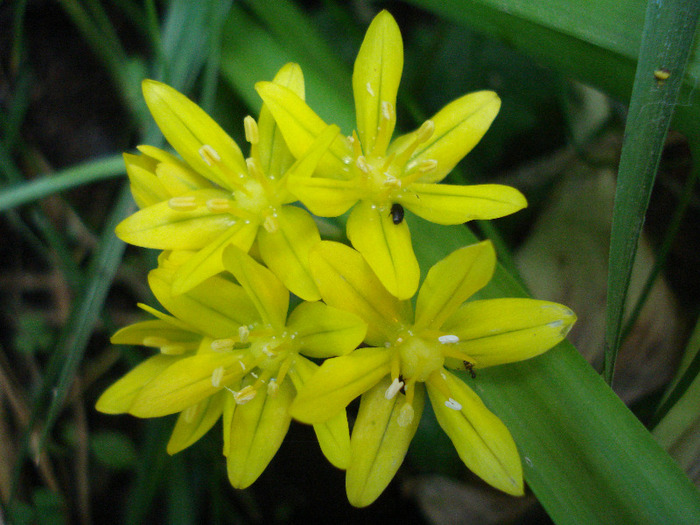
256, 11, 526, 299
290, 240, 576, 506
97, 249, 366, 488
116, 64, 338, 300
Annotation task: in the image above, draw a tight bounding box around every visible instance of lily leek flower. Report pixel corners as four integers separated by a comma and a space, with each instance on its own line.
256, 11, 527, 299
116, 64, 339, 300
96, 249, 366, 488
290, 240, 576, 507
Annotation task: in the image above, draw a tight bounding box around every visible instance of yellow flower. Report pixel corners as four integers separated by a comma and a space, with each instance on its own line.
290, 240, 576, 507
96, 249, 366, 488
116, 64, 339, 300
255, 11, 526, 299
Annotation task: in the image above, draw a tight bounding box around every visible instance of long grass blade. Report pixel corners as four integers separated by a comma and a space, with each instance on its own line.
604, 0, 700, 383
0, 155, 124, 212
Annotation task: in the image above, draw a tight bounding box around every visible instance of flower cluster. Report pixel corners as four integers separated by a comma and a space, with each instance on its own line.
98, 11, 575, 507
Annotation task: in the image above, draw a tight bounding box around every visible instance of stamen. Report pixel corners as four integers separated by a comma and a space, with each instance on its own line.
263, 215, 278, 233
393, 120, 436, 170
417, 159, 438, 173
445, 398, 462, 411
371, 101, 395, 156
206, 198, 233, 213
234, 385, 257, 404
438, 334, 460, 344
397, 402, 414, 427
211, 366, 225, 387
168, 195, 198, 211
243, 116, 259, 144
199, 144, 221, 165
267, 379, 279, 396
384, 377, 405, 400
211, 338, 235, 352
355, 156, 370, 174
261, 344, 276, 357
143, 336, 169, 347
160, 344, 186, 355
238, 325, 250, 343
183, 405, 198, 423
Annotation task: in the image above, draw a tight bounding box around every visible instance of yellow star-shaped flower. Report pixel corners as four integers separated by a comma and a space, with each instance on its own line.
290, 240, 576, 506
116, 64, 338, 300
256, 11, 527, 299
96, 249, 366, 488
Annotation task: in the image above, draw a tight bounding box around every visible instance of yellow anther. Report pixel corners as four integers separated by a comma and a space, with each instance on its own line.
267, 379, 279, 396
206, 198, 233, 213
263, 215, 278, 233
381, 101, 393, 121
143, 336, 169, 347
397, 402, 414, 427
160, 344, 186, 355
211, 338, 235, 352
211, 366, 225, 387
244, 116, 259, 144
415, 120, 435, 143
356, 156, 371, 174
238, 325, 250, 343
417, 159, 438, 173
234, 385, 257, 404
168, 195, 198, 211
183, 405, 198, 424
198, 144, 221, 165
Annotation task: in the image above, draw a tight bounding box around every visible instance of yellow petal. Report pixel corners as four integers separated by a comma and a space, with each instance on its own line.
427, 371, 523, 496
123, 153, 168, 208
346, 200, 420, 300
167, 391, 226, 454
353, 10, 402, 156
222, 245, 289, 329
399, 183, 527, 224
115, 189, 234, 250
257, 206, 321, 301
288, 356, 351, 469
289, 347, 391, 424
414, 241, 495, 330
129, 351, 249, 417
155, 159, 212, 196
171, 220, 258, 295
286, 176, 362, 217
389, 91, 501, 183
149, 266, 259, 338
287, 301, 366, 358
225, 377, 294, 488
346, 378, 425, 507
95, 354, 179, 414
110, 319, 199, 350
142, 79, 247, 191
257, 63, 304, 179
442, 299, 576, 368
255, 81, 352, 179
309, 241, 409, 346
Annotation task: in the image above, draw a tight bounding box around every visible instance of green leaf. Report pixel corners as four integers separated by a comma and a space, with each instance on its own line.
604, 0, 700, 382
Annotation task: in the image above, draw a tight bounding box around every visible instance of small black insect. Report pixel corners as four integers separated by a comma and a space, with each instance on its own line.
463, 361, 477, 379
397, 374, 407, 394
390, 203, 404, 225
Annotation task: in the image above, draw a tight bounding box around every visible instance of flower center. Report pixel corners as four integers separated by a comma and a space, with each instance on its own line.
348, 114, 438, 206
395, 332, 444, 383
